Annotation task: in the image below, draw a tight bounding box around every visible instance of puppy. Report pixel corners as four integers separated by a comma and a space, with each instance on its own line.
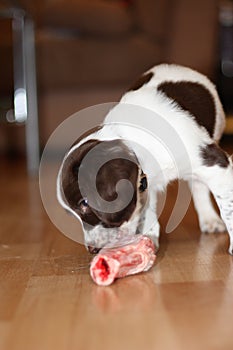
57, 64, 233, 254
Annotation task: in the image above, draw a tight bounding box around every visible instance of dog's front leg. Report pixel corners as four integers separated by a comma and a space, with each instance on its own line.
139, 189, 160, 250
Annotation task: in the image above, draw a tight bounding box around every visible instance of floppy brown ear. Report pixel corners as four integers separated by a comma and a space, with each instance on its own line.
92, 154, 139, 227
60, 138, 140, 227
61, 139, 101, 210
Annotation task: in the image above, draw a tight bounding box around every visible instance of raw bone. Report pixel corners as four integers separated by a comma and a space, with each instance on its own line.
90, 236, 156, 286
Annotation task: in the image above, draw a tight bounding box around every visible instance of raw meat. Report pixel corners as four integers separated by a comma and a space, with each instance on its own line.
90, 235, 156, 286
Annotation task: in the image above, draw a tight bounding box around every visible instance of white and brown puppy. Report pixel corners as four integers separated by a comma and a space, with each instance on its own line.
57, 64, 233, 254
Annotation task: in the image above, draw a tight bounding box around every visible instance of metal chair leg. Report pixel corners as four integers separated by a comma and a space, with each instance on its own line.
24, 17, 40, 174
12, 9, 40, 174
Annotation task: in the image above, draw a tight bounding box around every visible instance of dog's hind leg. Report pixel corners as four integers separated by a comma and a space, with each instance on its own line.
188, 179, 226, 233
196, 145, 233, 254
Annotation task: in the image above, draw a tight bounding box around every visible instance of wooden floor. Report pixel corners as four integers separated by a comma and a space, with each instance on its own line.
1, 153, 233, 350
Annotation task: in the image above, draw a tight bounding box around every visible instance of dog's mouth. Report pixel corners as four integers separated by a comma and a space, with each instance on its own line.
88, 232, 140, 255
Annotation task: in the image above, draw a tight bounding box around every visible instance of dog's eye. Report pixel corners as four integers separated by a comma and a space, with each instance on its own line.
139, 176, 147, 192
78, 198, 89, 210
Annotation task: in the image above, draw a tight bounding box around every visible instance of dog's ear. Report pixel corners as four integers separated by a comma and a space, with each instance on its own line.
93, 157, 139, 226
59, 139, 140, 228
91, 140, 140, 227
60, 139, 101, 210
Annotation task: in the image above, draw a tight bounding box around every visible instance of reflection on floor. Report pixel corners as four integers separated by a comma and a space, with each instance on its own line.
0, 151, 233, 350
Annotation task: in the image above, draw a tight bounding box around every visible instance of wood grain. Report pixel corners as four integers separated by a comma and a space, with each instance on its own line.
0, 156, 233, 350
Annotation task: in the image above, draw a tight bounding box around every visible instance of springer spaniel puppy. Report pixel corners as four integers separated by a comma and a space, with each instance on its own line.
57, 64, 233, 254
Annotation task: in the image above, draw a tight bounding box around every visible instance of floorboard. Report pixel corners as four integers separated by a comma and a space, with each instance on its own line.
0, 153, 233, 350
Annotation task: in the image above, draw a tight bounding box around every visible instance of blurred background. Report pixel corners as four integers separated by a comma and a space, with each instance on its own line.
0, 0, 232, 172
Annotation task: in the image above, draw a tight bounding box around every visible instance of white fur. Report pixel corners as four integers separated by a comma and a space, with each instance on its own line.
57, 64, 233, 253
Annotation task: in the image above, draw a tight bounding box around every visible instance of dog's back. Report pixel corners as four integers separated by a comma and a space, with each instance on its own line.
120, 64, 225, 143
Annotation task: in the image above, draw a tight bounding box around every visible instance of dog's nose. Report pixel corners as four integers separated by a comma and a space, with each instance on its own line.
88, 246, 101, 254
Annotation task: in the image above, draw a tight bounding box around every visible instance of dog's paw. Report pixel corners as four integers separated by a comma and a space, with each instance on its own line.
199, 216, 226, 233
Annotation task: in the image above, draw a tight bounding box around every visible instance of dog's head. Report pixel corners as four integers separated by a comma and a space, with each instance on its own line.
57, 138, 148, 253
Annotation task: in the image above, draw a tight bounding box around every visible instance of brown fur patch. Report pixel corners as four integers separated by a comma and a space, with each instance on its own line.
158, 81, 216, 137
200, 143, 229, 168
128, 71, 154, 91
62, 139, 102, 226
61, 139, 139, 228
